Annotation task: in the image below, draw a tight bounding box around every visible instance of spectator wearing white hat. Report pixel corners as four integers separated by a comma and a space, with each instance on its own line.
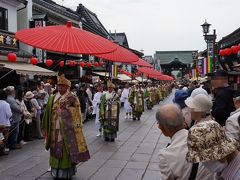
185, 93, 213, 126
187, 120, 240, 180
25, 91, 43, 139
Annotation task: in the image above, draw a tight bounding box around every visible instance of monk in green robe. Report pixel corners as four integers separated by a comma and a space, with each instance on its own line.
144, 85, 153, 110
129, 84, 144, 120
42, 75, 90, 179
100, 81, 120, 142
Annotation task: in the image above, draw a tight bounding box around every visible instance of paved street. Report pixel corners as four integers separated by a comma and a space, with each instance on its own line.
0, 92, 174, 180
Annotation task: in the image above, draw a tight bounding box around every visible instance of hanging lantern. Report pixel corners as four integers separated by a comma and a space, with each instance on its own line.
7, 53, 17, 62
30, 57, 38, 65
59, 60, 64, 67
225, 48, 232, 56
99, 61, 104, 66
87, 62, 92, 68
80, 61, 85, 67
69, 60, 76, 67
219, 49, 225, 56
231, 45, 239, 54
94, 62, 99, 67
45, 59, 53, 67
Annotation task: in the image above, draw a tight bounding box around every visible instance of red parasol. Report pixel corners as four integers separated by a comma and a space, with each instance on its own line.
95, 45, 139, 63
137, 67, 163, 76
148, 74, 174, 81
16, 21, 117, 55
129, 58, 153, 68
118, 68, 134, 77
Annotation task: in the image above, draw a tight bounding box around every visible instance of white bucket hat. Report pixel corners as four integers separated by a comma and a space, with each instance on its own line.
185, 93, 213, 112
190, 87, 208, 98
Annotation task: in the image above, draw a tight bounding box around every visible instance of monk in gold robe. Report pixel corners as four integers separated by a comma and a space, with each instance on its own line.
42, 75, 90, 179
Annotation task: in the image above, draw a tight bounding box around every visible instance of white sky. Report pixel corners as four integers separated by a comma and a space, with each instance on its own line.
54, 0, 240, 56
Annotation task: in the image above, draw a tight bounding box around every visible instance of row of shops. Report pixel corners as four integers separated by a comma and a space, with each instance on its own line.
1, 0, 161, 89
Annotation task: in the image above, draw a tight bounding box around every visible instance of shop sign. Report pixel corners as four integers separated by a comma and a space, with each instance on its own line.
0, 30, 18, 50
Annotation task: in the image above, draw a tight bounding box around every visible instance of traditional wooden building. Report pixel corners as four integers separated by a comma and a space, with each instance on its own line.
0, 0, 56, 88
154, 51, 197, 76
217, 28, 240, 74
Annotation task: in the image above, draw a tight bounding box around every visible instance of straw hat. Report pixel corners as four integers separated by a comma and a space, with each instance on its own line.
57, 74, 71, 87
185, 93, 212, 112
190, 87, 208, 98
25, 91, 34, 99
107, 81, 115, 88
5, 86, 15, 92
186, 120, 237, 163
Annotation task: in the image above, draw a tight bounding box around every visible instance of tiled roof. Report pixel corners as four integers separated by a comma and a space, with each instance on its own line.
110, 33, 129, 47
76, 4, 111, 39
33, 0, 80, 21
154, 51, 197, 64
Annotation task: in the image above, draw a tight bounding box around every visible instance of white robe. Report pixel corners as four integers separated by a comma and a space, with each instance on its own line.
120, 88, 132, 113
92, 92, 102, 130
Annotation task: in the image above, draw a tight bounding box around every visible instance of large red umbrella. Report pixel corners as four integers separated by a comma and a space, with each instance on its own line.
16, 21, 117, 55
95, 45, 139, 63
137, 67, 163, 76
129, 58, 153, 68
148, 74, 174, 81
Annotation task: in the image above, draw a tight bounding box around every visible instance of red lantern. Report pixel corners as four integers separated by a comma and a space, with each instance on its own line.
69, 60, 76, 67
80, 61, 85, 67
219, 49, 225, 56
87, 62, 92, 68
45, 59, 53, 67
30, 57, 38, 65
8, 53, 17, 62
231, 45, 239, 54
59, 60, 64, 67
225, 48, 232, 56
94, 62, 99, 67
99, 61, 104, 66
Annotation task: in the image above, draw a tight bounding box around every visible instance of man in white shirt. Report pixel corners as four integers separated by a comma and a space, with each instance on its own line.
156, 104, 213, 180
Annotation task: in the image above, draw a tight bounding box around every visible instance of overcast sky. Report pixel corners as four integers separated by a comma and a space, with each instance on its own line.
54, 0, 240, 56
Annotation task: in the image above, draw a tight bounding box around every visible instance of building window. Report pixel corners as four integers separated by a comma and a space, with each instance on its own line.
0, 7, 8, 31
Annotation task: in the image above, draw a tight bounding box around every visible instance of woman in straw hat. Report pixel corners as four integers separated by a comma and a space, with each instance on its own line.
42, 75, 90, 179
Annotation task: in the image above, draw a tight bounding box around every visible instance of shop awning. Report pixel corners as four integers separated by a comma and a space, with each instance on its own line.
118, 74, 131, 81
0, 62, 57, 76
129, 58, 153, 68
93, 72, 131, 81
135, 76, 148, 82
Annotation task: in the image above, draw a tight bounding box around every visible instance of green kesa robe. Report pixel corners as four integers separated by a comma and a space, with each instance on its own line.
42, 92, 90, 178
100, 91, 120, 141
129, 88, 144, 119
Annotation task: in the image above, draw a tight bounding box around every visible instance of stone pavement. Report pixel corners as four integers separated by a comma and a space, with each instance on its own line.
0, 92, 174, 180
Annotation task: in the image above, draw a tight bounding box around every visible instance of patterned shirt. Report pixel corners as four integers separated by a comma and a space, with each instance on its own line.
216, 152, 240, 180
